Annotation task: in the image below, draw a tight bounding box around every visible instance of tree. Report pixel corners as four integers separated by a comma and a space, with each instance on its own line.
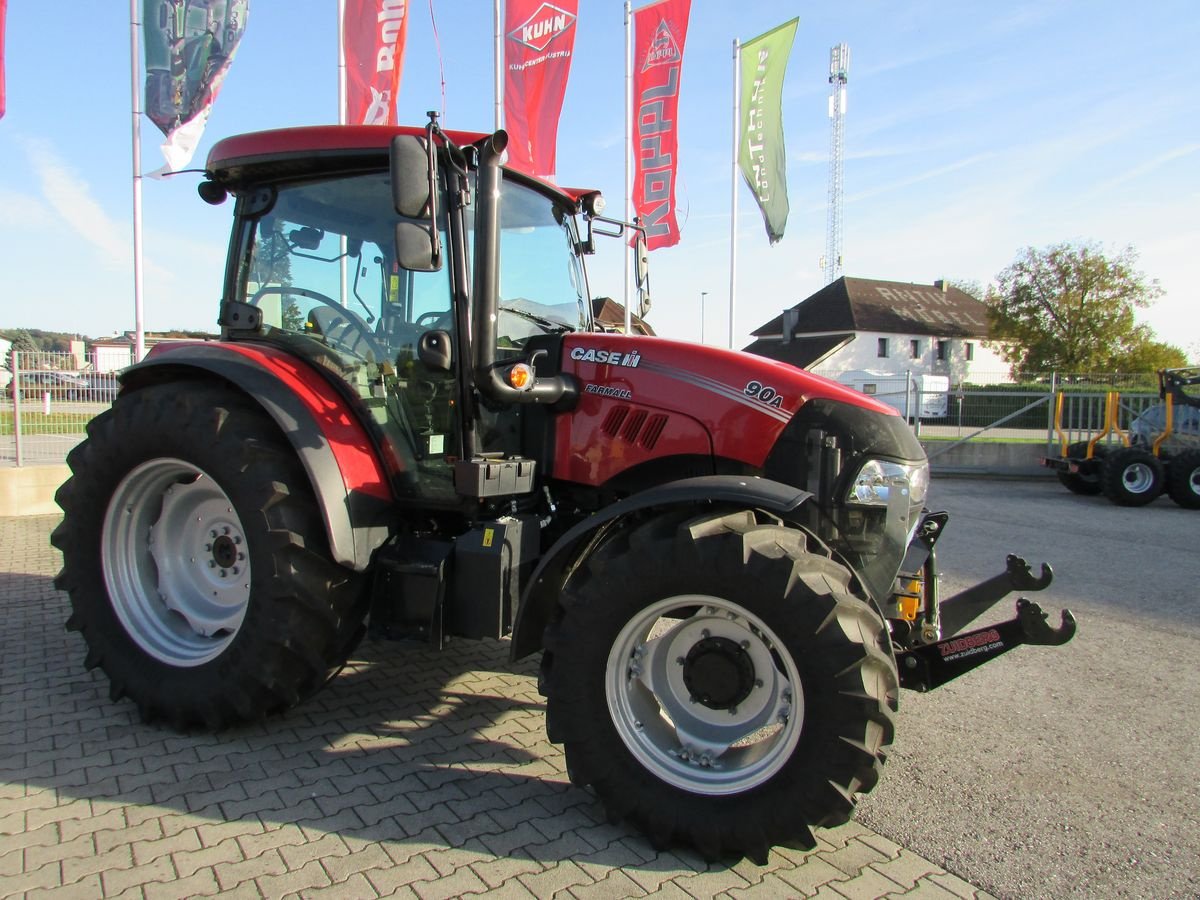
1109, 338, 1189, 373
986, 241, 1166, 374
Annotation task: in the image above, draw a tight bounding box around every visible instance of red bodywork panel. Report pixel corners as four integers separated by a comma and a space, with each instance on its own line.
146, 342, 393, 502
554, 333, 898, 487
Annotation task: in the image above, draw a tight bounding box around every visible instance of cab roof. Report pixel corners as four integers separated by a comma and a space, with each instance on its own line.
205, 125, 594, 203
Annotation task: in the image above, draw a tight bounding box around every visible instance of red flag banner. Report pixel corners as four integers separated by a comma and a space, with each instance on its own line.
632, 0, 690, 250
504, 0, 578, 179
143, 0, 249, 173
343, 0, 409, 125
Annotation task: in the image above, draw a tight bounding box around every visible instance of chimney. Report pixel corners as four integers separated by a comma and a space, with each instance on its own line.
933, 279, 948, 292
782, 308, 800, 344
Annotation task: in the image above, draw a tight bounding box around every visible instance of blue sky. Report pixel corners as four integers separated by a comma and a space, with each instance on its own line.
2, 1, 1198, 361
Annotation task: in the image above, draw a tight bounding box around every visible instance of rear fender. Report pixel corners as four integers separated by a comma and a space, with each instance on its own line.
122, 343, 393, 571
509, 475, 813, 660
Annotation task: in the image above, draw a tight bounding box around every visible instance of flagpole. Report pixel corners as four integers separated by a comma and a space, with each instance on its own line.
129, 0, 146, 362
337, 0, 347, 124
624, 0, 633, 335
337, 0, 348, 306
728, 37, 740, 350
494, 0, 503, 131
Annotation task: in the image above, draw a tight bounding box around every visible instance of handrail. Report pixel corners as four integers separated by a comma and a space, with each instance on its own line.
1052, 390, 1068, 456
1151, 401, 1174, 457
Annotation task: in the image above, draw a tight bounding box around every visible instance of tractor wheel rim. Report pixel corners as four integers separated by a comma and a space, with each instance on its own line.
605, 594, 804, 795
102, 458, 251, 667
1189, 468, 1200, 497
1121, 462, 1155, 494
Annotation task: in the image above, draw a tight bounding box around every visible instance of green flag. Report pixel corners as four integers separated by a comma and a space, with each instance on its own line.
738, 18, 798, 245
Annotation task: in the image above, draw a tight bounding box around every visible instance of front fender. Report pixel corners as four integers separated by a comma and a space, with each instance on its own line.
509, 475, 813, 660
123, 342, 393, 571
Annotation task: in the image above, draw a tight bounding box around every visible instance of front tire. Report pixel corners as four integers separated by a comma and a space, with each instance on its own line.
542, 509, 898, 862
1166, 450, 1200, 509
1101, 447, 1164, 506
52, 381, 369, 730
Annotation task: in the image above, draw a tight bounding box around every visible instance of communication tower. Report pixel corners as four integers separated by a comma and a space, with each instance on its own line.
823, 43, 849, 284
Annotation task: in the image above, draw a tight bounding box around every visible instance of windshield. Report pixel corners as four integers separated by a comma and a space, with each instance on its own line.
485, 177, 590, 348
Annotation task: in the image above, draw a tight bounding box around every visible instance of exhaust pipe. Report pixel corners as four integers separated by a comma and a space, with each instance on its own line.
471, 130, 577, 408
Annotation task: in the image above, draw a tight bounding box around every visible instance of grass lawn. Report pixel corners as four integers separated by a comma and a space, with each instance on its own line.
0, 411, 90, 436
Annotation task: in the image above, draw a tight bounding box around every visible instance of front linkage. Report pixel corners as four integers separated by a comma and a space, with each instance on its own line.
893, 512, 1077, 692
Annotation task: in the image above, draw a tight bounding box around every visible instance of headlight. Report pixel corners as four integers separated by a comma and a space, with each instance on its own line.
846, 459, 929, 507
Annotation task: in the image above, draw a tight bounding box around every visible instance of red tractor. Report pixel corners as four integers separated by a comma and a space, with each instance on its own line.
53, 118, 1075, 861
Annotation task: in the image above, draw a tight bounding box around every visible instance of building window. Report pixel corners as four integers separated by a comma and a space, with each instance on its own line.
877, 338, 888, 358
936, 340, 947, 361
862, 384, 876, 394
910, 339, 920, 359
965, 342, 974, 361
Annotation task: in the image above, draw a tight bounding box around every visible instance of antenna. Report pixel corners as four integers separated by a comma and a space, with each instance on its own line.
824, 43, 849, 285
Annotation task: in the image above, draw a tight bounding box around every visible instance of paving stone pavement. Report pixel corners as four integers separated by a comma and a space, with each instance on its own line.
1, 514, 998, 899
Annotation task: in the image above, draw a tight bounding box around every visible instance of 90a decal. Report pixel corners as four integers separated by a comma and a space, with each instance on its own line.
744, 380, 784, 408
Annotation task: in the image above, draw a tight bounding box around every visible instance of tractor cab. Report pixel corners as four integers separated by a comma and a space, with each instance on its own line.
204, 123, 596, 505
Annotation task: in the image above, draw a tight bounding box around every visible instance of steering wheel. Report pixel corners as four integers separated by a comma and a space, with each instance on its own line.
416, 310, 453, 329
249, 285, 387, 362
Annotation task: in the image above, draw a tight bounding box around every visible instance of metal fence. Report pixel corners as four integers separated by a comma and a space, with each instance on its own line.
2, 350, 119, 466
0, 352, 1173, 467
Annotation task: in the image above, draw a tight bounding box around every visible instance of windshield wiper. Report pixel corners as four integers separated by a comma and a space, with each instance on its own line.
499, 305, 573, 334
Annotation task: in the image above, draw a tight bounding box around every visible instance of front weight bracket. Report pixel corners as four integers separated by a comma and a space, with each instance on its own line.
896, 598, 1076, 692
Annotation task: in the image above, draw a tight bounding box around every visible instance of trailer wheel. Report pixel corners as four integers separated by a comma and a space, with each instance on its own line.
1101, 447, 1165, 506
52, 382, 369, 730
1056, 441, 1106, 495
542, 510, 898, 861
1166, 450, 1200, 509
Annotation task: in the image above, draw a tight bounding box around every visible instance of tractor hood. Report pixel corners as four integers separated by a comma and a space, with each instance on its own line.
556, 331, 907, 474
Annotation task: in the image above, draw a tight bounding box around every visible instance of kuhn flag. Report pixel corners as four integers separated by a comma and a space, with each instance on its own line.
632, 0, 690, 250
504, 0, 578, 179
738, 19, 797, 245
143, 0, 248, 173
343, 0, 409, 126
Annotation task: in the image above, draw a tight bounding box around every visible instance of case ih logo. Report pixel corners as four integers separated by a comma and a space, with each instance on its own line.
642, 21, 682, 71
508, 3, 576, 53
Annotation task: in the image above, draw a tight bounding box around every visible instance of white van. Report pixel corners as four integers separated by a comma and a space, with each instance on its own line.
837, 369, 949, 419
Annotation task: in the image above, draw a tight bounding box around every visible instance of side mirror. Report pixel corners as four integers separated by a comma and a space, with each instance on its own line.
391, 133, 442, 272
417, 329, 453, 372
390, 135, 432, 217
395, 221, 441, 273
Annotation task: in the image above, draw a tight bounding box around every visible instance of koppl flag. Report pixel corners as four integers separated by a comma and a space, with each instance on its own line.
738, 18, 797, 245
632, 0, 690, 251
344, 0, 409, 126
504, 0, 578, 179
143, 0, 248, 173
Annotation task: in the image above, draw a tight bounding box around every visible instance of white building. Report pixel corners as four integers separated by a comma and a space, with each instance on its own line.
745, 276, 1010, 388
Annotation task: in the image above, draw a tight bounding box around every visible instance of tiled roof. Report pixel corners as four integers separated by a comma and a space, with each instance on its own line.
752, 277, 990, 340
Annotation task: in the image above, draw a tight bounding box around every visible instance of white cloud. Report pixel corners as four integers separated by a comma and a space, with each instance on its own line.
22, 137, 131, 268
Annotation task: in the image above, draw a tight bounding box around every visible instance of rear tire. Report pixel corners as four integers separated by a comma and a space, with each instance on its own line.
1056, 441, 1106, 495
541, 509, 898, 862
52, 382, 369, 730
1101, 447, 1164, 507
1166, 450, 1200, 509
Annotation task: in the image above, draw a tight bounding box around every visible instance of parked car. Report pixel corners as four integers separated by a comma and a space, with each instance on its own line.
7, 370, 91, 401
86, 372, 122, 402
